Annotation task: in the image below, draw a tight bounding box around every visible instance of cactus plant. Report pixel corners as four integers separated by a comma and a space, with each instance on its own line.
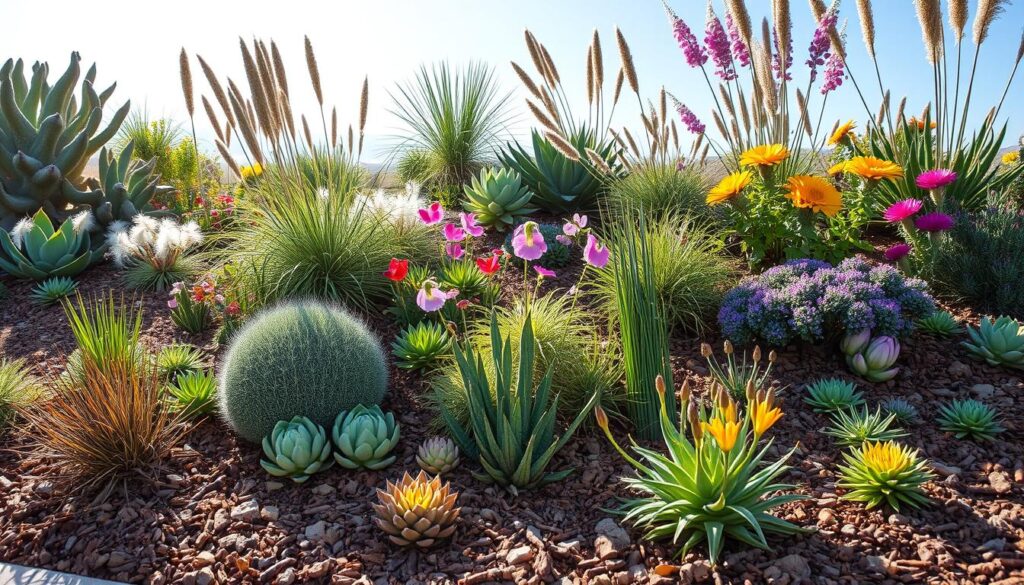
373, 471, 460, 548
962, 316, 1024, 370
461, 167, 535, 231
331, 404, 400, 470
0, 210, 103, 279
259, 416, 334, 483
0, 54, 169, 231
219, 301, 389, 443
416, 437, 460, 475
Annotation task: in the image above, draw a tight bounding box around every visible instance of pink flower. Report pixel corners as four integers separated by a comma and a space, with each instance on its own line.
915, 169, 957, 190
512, 221, 548, 261
456, 299, 471, 310
584, 234, 610, 268
704, 4, 736, 80
556, 234, 572, 246
442, 223, 466, 242
915, 212, 955, 232
668, 9, 707, 68
572, 213, 588, 228
418, 201, 443, 225
445, 243, 465, 260
883, 199, 923, 223
416, 279, 447, 312
167, 298, 178, 309
460, 212, 485, 238
674, 99, 706, 134
884, 243, 912, 261
534, 266, 556, 278
726, 13, 750, 68
562, 221, 579, 237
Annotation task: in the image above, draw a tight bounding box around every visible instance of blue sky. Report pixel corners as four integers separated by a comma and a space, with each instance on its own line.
5, 0, 1022, 163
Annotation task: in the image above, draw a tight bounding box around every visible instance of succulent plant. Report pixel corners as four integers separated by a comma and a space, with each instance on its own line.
936, 399, 1004, 441
0, 210, 103, 279
331, 405, 400, 470
962, 316, 1024, 370
155, 343, 205, 382
30, 276, 77, 305
826, 406, 908, 447
803, 378, 865, 413
879, 397, 920, 424
416, 437, 460, 475
916, 310, 961, 337
260, 416, 334, 483
372, 471, 460, 548
837, 441, 934, 511
841, 330, 901, 382
166, 370, 217, 418
392, 321, 452, 371
462, 167, 535, 231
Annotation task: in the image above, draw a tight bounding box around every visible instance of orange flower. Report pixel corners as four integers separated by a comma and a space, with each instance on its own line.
701, 418, 740, 452
828, 120, 856, 146
750, 398, 783, 436
845, 156, 904, 181
907, 116, 936, 131
784, 175, 843, 217
707, 171, 753, 205
740, 144, 789, 167
827, 161, 848, 175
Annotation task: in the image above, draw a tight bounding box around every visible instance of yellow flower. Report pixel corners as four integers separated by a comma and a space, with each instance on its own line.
701, 418, 740, 452
750, 398, 783, 436
844, 156, 904, 182
828, 120, 856, 146
1003, 151, 1021, 165
784, 175, 844, 217
707, 170, 753, 205
861, 441, 912, 475
740, 144, 790, 167
827, 161, 848, 175
240, 163, 264, 181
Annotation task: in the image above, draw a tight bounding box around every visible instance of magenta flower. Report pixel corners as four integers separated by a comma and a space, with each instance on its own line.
459, 212, 485, 238
556, 234, 572, 246
914, 212, 956, 232
772, 27, 793, 81
573, 213, 588, 228
705, 5, 736, 80
726, 13, 750, 68
167, 298, 178, 309
915, 169, 957, 190
418, 201, 443, 225
666, 7, 707, 68
673, 98, 706, 134
820, 47, 845, 94
512, 221, 548, 260
584, 234, 610, 268
533, 266, 556, 278
416, 279, 448, 312
445, 243, 465, 260
806, 10, 837, 83
883, 199, 923, 223
563, 221, 579, 237
884, 243, 912, 261
442, 223, 466, 242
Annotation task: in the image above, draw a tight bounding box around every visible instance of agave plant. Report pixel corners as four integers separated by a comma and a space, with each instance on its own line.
331, 405, 400, 470
461, 167, 535, 231
962, 316, 1024, 370
826, 406, 908, 447
936, 399, 1004, 441
260, 416, 334, 483
392, 321, 452, 371
837, 441, 934, 511
841, 330, 901, 382
165, 370, 217, 418
416, 437, 460, 475
30, 276, 78, 305
916, 311, 962, 337
597, 378, 806, 566
155, 343, 205, 381
0, 210, 103, 280
803, 378, 865, 413
879, 398, 920, 424
373, 471, 460, 548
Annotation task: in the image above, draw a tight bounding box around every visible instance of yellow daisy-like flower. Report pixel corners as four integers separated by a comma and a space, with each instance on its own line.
701, 418, 740, 452
750, 398, 783, 436
827, 161, 848, 175
1003, 151, 1021, 165
827, 120, 856, 146
240, 163, 264, 181
844, 156, 904, 181
861, 441, 912, 475
784, 175, 844, 217
707, 170, 753, 205
740, 144, 790, 167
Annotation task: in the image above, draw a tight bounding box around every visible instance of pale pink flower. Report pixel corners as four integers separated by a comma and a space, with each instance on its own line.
445, 243, 464, 260
416, 279, 447, 312
512, 221, 547, 260
534, 266, 556, 278
583, 234, 610, 268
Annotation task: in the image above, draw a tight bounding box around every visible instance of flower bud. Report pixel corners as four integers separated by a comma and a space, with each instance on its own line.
756, 388, 767, 403
680, 379, 691, 403
700, 342, 713, 357
594, 406, 609, 430
723, 340, 734, 355
752, 345, 762, 363
745, 379, 756, 401
688, 402, 702, 440
445, 322, 458, 336
654, 374, 666, 399
768, 350, 777, 363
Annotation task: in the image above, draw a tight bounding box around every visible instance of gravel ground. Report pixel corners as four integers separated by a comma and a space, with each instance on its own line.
1, 252, 1022, 584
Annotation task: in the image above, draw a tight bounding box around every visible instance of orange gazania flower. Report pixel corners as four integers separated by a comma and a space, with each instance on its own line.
707, 170, 753, 205
827, 120, 856, 146
784, 175, 843, 217
845, 156, 904, 181
740, 144, 789, 167
907, 116, 937, 131
750, 397, 783, 436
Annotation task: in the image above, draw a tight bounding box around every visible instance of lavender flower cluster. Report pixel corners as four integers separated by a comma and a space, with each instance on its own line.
718, 258, 935, 346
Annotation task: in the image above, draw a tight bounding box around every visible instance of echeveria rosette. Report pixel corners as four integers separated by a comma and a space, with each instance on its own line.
260, 416, 334, 483
962, 315, 1024, 370
842, 331, 901, 382
332, 404, 400, 470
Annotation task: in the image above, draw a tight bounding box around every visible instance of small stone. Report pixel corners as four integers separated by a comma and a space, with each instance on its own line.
970, 383, 996, 399
266, 481, 285, 491
594, 518, 631, 559
507, 545, 534, 564
311, 483, 335, 496
947, 361, 971, 377
774, 554, 810, 578
304, 520, 327, 541
231, 500, 261, 522
840, 523, 857, 536
817, 509, 835, 525
195, 567, 215, 585
261, 506, 280, 521
988, 471, 1013, 494
931, 461, 962, 477
276, 568, 297, 584
194, 551, 216, 567
0, 476, 12, 489
864, 555, 887, 573
888, 513, 910, 525
33, 481, 54, 496
979, 538, 1006, 552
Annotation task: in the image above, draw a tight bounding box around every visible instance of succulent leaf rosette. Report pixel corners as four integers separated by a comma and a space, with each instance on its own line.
0, 210, 103, 280
373, 471, 460, 548
416, 437, 460, 475
260, 416, 334, 483
962, 316, 1024, 370
841, 330, 900, 382
331, 405, 400, 470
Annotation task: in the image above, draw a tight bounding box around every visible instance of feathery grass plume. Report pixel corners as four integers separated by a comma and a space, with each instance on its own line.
856, 0, 876, 58
270, 41, 290, 98
348, 125, 354, 156
179, 49, 194, 116
301, 115, 314, 150
671, 120, 679, 149
914, 0, 944, 64
255, 41, 283, 129
949, 0, 968, 42
719, 84, 737, 123
642, 110, 656, 139
511, 62, 544, 100
610, 129, 634, 163
539, 43, 562, 85
753, 41, 778, 115
586, 147, 613, 173
331, 107, 338, 149
615, 28, 639, 94
527, 100, 560, 133
809, 0, 827, 20
730, 119, 743, 143
224, 122, 233, 147
876, 90, 890, 126
613, 68, 625, 105
973, 0, 1010, 46
700, 143, 710, 164
524, 30, 551, 83
774, 0, 792, 69
239, 39, 275, 139
359, 76, 369, 155
738, 86, 752, 133
713, 111, 730, 141
659, 87, 668, 126
215, 139, 241, 178
540, 87, 561, 123
228, 81, 264, 164
202, 96, 225, 143
278, 89, 296, 139
592, 30, 605, 93
622, 127, 642, 158
796, 89, 813, 137
197, 56, 236, 128
586, 46, 595, 105
692, 132, 704, 157
545, 131, 581, 161
305, 35, 324, 105
726, 0, 755, 48
895, 95, 907, 123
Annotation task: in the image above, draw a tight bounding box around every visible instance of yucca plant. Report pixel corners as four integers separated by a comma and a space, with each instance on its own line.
31, 277, 78, 306
879, 398, 920, 424
437, 312, 597, 494
0, 358, 40, 432
597, 379, 806, 566
838, 441, 933, 511
936, 399, 1004, 441
392, 321, 453, 371
155, 343, 205, 381
916, 310, 962, 337
803, 378, 865, 413
826, 406, 908, 448
166, 370, 217, 417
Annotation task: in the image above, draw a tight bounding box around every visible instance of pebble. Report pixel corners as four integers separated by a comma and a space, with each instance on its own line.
947, 361, 971, 377
304, 520, 327, 541
988, 471, 1013, 494
261, 505, 280, 521
594, 518, 631, 560
194, 551, 216, 567
970, 383, 996, 399
774, 554, 810, 578
507, 545, 535, 565
231, 500, 261, 522
679, 561, 711, 583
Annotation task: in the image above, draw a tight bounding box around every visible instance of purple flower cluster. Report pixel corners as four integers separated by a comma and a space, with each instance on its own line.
772, 28, 793, 81
705, 7, 736, 80
672, 15, 708, 68
726, 13, 750, 68
718, 258, 935, 346
675, 101, 706, 134
806, 11, 837, 83
821, 47, 845, 94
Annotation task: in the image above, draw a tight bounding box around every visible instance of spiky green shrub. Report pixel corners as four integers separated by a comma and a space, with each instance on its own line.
595, 214, 735, 335
936, 399, 1004, 441
219, 301, 388, 442
606, 163, 710, 220
916, 310, 962, 337
879, 398, 919, 424
156, 343, 205, 382
462, 167, 536, 231
837, 441, 933, 511
392, 321, 453, 371
31, 276, 77, 305
803, 378, 865, 413
502, 223, 571, 268
166, 370, 217, 417
962, 315, 1024, 370
396, 149, 435, 185
0, 358, 40, 432
63, 294, 146, 378
826, 407, 907, 447
437, 259, 497, 301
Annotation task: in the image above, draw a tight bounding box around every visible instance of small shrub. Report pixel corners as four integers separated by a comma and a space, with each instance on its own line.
700, 341, 774, 399
393, 321, 453, 371
804, 378, 865, 413
396, 150, 435, 184
826, 406, 907, 447
719, 258, 935, 346
166, 370, 217, 417
879, 397, 920, 424
606, 163, 709, 220
936, 399, 1004, 441
64, 294, 145, 376
108, 216, 203, 292
838, 441, 933, 511
31, 277, 78, 305
0, 358, 40, 432
168, 282, 214, 334
156, 343, 205, 381
219, 301, 388, 442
